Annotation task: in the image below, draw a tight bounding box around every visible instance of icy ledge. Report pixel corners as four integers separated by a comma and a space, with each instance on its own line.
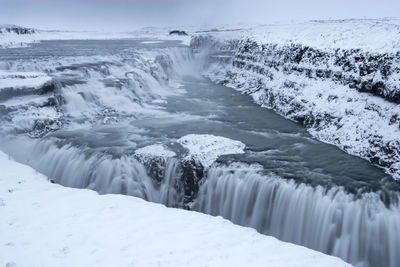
0, 151, 351, 267
134, 144, 177, 161
177, 134, 245, 168
0, 71, 52, 91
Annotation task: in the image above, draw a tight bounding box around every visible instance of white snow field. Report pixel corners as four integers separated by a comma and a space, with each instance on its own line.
194, 18, 400, 53
0, 151, 351, 267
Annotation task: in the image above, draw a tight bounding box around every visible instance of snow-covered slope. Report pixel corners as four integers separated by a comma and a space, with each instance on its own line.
0, 151, 351, 267
192, 18, 400, 180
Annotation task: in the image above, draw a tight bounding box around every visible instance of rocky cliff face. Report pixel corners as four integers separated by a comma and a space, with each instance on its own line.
192, 32, 400, 180
232, 39, 400, 103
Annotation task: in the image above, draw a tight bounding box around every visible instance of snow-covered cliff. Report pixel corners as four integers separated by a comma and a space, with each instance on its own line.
192, 19, 400, 180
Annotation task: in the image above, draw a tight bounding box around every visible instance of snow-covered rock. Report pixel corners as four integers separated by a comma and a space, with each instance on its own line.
132, 135, 245, 204
135, 144, 176, 160
0, 25, 38, 48
177, 134, 246, 168
0, 150, 351, 267
0, 71, 52, 91
0, 24, 36, 35
0, 70, 62, 136
192, 19, 400, 180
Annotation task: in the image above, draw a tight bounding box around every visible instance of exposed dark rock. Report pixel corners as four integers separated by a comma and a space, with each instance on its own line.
169, 30, 188, 36
181, 159, 204, 204
0, 25, 36, 35
134, 154, 205, 207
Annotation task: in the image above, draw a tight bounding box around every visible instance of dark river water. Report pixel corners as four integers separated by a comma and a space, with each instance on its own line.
0, 39, 399, 267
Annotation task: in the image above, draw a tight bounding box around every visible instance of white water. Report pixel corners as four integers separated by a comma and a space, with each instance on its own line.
2, 137, 184, 207
193, 164, 400, 267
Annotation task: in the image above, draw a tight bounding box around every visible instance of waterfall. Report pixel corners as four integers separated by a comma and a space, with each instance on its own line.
192, 163, 400, 267
2, 41, 400, 267
0, 46, 195, 135
6, 135, 400, 267
1, 137, 185, 207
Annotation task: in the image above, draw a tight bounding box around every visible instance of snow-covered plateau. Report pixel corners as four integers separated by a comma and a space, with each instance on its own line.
0, 151, 350, 267
191, 18, 400, 180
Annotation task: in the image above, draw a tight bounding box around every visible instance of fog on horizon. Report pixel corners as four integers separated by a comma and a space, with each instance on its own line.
1, 0, 400, 31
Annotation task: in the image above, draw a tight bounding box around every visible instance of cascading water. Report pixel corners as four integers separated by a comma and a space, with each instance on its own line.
1, 137, 186, 207
4, 134, 400, 267
192, 164, 400, 267
1, 39, 400, 267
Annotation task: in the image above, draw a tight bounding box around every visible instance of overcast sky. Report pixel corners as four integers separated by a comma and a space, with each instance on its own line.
1, 0, 400, 31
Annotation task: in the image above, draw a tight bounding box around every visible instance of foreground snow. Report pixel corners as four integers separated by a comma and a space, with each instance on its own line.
0, 151, 350, 267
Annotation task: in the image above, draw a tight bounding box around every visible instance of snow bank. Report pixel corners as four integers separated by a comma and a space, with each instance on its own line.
177, 134, 245, 168
0, 151, 350, 267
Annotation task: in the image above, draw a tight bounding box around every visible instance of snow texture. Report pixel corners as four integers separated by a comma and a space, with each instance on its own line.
0, 151, 351, 267
193, 18, 400, 53
177, 134, 245, 168
135, 144, 176, 160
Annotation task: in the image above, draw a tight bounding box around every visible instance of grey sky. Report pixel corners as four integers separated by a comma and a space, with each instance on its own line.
1, 0, 399, 31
